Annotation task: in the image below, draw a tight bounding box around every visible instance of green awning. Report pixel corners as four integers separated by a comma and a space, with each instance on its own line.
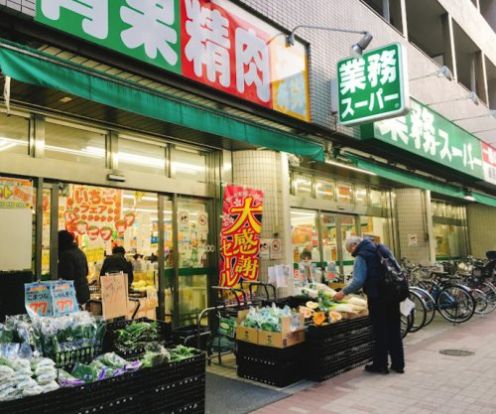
473, 192, 496, 207
347, 154, 466, 199
0, 40, 324, 161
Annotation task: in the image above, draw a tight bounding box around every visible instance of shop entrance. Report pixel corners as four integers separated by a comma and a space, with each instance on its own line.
41, 182, 215, 326
291, 209, 360, 280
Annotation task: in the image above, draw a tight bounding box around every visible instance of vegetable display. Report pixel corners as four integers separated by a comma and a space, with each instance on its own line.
299, 284, 368, 325
115, 320, 159, 351
240, 304, 298, 332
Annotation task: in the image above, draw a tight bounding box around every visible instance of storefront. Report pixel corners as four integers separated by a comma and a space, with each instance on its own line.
289, 166, 396, 279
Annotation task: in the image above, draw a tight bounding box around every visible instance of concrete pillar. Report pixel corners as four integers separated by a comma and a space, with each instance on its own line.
231, 150, 292, 296
395, 188, 435, 264
467, 203, 496, 257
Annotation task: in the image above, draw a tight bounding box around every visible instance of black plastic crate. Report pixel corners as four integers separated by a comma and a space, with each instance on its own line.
237, 359, 303, 387
64, 368, 147, 413
236, 341, 304, 362
104, 318, 172, 360
146, 352, 206, 387
0, 387, 70, 414
52, 344, 102, 370
306, 317, 371, 340
147, 385, 205, 414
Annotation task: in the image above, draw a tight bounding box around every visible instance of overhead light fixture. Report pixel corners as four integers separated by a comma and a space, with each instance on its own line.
452, 109, 496, 122
463, 189, 476, 202
410, 66, 454, 82
286, 25, 373, 57
107, 173, 126, 182
427, 91, 480, 107
325, 159, 377, 176
59, 96, 73, 104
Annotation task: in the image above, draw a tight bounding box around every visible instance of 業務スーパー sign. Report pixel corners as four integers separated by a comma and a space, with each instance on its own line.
338, 43, 409, 126
361, 99, 496, 185
219, 185, 264, 287
35, 0, 310, 122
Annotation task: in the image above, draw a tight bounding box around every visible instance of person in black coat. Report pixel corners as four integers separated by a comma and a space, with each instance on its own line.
100, 246, 134, 286
58, 230, 90, 306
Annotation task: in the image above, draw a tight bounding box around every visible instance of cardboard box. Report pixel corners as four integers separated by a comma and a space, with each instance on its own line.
236, 309, 258, 345
258, 314, 305, 348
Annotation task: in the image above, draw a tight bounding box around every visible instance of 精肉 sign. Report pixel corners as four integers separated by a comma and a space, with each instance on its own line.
338, 43, 409, 126
35, 0, 310, 121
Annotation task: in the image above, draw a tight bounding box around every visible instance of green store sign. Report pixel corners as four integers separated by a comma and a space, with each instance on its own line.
338, 43, 409, 126
361, 99, 496, 185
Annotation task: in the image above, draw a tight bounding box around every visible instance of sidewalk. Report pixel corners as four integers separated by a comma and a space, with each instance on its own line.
252, 314, 496, 414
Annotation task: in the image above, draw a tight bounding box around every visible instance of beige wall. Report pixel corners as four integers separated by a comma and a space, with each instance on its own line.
467, 203, 496, 258
395, 188, 434, 264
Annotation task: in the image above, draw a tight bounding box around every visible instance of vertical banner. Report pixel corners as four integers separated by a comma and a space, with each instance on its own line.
219, 185, 264, 287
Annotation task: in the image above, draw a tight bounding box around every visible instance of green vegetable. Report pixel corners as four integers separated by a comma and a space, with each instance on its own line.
115, 321, 159, 350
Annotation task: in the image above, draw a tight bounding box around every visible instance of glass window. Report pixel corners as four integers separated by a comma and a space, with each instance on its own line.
360, 216, 390, 246
315, 178, 335, 201
321, 213, 338, 263
172, 146, 206, 182
434, 223, 468, 259
370, 188, 384, 209
45, 121, 106, 166
337, 182, 353, 203
292, 173, 313, 197
118, 137, 166, 175
0, 112, 29, 155
355, 186, 368, 205
291, 209, 319, 263
340, 216, 358, 274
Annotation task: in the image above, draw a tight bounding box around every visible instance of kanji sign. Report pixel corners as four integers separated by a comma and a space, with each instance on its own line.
35, 0, 310, 121
25, 281, 78, 317
338, 43, 409, 126
64, 185, 128, 241
219, 185, 263, 287
0, 177, 33, 208
360, 99, 496, 184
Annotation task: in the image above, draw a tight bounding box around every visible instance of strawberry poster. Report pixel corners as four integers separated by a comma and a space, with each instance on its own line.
219, 185, 264, 287
64, 185, 135, 241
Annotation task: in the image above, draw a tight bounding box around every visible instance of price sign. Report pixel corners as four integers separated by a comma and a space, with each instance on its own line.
25, 283, 52, 317
51, 280, 79, 316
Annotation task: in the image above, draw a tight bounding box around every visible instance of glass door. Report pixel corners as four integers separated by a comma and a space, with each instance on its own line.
175, 197, 211, 327
320, 213, 338, 281
338, 215, 359, 275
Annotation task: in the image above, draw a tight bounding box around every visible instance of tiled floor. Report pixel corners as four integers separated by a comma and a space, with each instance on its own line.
249, 314, 496, 414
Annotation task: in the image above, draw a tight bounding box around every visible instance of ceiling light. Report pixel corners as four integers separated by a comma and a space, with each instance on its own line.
59, 96, 73, 103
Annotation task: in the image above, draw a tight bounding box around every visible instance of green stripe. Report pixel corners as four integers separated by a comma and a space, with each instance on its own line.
164, 267, 213, 278
0, 40, 324, 161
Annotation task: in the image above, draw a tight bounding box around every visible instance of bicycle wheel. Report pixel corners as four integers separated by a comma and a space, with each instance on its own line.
410, 287, 436, 327
400, 311, 413, 338
407, 290, 427, 332
471, 288, 488, 315
479, 282, 496, 314
436, 285, 475, 323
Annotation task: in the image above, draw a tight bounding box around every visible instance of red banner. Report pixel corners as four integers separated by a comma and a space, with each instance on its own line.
219, 185, 264, 287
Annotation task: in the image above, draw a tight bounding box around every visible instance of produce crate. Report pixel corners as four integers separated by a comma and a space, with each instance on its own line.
64, 368, 147, 414
0, 387, 70, 414
304, 317, 375, 382
144, 352, 206, 414
52, 343, 102, 370
104, 317, 172, 360
236, 341, 305, 387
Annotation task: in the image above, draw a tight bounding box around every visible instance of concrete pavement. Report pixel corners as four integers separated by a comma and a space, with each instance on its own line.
252, 313, 496, 414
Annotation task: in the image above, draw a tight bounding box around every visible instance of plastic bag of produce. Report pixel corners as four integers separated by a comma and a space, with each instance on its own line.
140, 343, 170, 368
95, 352, 128, 369
71, 363, 99, 383
40, 381, 59, 393
58, 369, 85, 387
22, 386, 43, 397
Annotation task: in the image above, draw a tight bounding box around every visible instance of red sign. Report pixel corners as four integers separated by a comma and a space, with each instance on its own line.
219, 185, 264, 287
482, 143, 496, 185
64, 185, 135, 241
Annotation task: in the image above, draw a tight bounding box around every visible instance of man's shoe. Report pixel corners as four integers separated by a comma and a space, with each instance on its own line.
364, 364, 389, 374
390, 366, 405, 374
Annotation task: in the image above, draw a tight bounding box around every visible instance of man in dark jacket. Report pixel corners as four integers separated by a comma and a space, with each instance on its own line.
58, 230, 90, 306
100, 246, 134, 286
334, 236, 405, 374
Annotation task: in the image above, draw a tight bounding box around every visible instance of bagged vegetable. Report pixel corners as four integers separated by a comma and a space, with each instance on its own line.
141, 343, 170, 368
58, 369, 85, 388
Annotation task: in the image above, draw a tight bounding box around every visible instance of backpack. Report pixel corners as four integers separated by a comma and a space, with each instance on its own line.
376, 245, 409, 303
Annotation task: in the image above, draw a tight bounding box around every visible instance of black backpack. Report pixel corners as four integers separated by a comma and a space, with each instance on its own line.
376, 245, 409, 303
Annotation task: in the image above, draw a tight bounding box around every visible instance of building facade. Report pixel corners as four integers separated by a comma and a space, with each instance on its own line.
1, 0, 496, 324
